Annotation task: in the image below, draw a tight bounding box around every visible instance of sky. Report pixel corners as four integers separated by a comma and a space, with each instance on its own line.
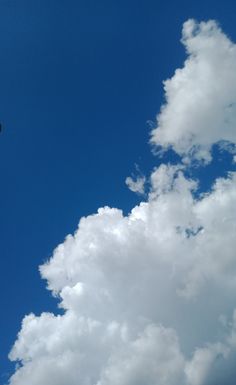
1, 1, 236, 384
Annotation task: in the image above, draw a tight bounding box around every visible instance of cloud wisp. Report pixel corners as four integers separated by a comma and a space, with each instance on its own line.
8, 20, 236, 385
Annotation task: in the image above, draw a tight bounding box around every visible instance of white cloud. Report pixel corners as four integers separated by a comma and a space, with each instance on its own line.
8, 166, 236, 385
125, 175, 146, 194
151, 19, 236, 163
8, 19, 236, 385
185, 342, 229, 385
98, 325, 185, 385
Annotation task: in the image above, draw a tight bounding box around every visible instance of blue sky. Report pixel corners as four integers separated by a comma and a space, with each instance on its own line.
1, 1, 236, 384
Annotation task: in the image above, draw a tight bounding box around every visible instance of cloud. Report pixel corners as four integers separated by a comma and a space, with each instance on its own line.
151, 19, 236, 163
125, 175, 146, 194
126, 165, 146, 195
98, 325, 185, 385
8, 20, 236, 385
184, 342, 229, 385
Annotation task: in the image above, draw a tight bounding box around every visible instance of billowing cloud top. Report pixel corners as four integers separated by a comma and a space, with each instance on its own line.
8, 20, 236, 385
151, 19, 236, 162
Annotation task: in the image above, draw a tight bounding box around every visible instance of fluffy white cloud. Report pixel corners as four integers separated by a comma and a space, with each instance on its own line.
151, 19, 236, 163
8, 166, 236, 385
98, 325, 185, 385
8, 19, 236, 385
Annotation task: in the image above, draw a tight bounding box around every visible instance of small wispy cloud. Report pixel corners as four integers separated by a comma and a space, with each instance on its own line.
125, 175, 146, 194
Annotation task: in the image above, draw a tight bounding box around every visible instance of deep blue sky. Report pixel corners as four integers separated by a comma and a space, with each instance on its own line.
1, 0, 236, 382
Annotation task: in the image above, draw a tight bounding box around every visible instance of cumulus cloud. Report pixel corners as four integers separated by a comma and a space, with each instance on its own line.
7, 19, 236, 385
151, 19, 236, 163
